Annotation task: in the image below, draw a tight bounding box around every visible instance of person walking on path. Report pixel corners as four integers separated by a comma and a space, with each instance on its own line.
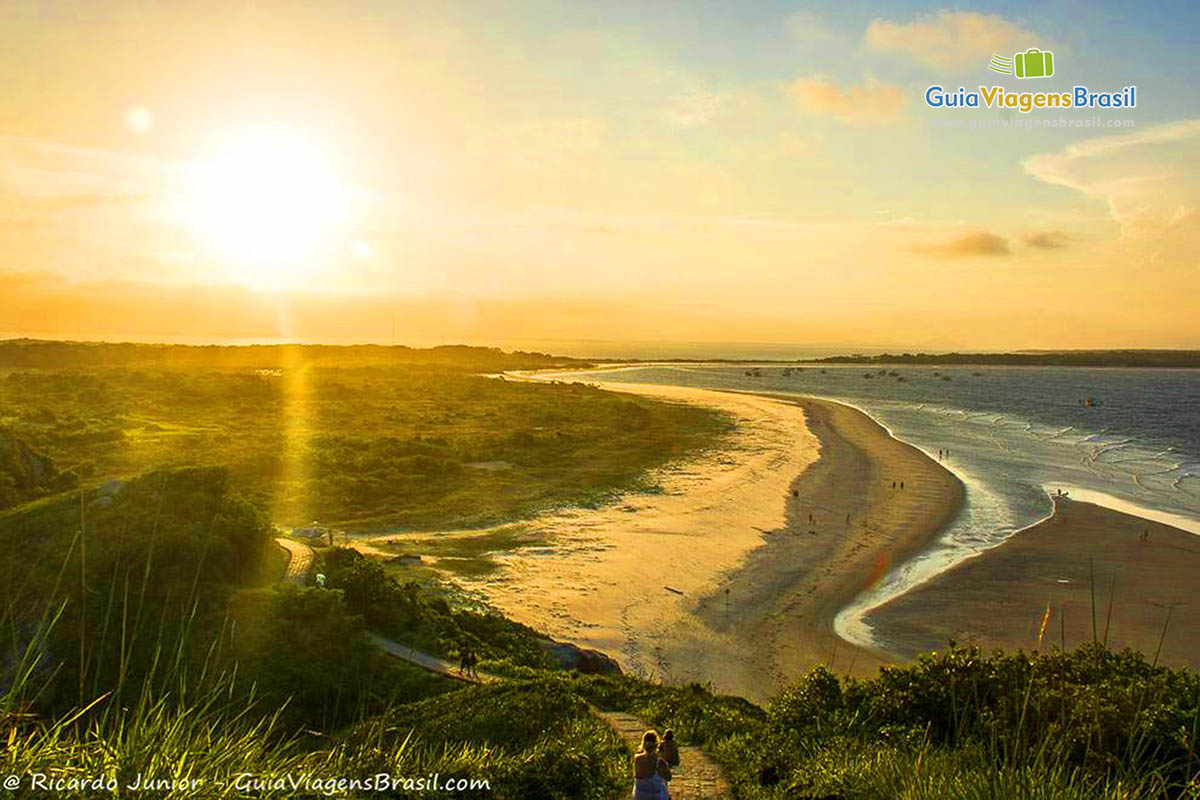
660, 729, 680, 768
459, 645, 474, 677
632, 730, 672, 799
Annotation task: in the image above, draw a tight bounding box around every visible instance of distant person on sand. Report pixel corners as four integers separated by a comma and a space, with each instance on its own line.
632, 730, 671, 799
660, 729, 680, 768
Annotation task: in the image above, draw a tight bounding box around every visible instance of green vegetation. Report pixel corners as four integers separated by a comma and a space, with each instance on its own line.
0, 342, 727, 529
0, 339, 577, 371
4, 340, 1198, 798
0, 472, 625, 797
0, 429, 76, 509
319, 547, 550, 669
566, 644, 1200, 798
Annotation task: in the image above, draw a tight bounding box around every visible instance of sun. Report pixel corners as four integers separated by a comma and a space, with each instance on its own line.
183, 127, 350, 289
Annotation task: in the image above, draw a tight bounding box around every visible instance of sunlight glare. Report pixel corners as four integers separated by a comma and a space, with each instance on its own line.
126, 106, 154, 135
184, 127, 350, 289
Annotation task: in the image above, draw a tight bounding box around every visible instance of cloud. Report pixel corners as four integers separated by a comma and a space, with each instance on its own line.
662, 87, 725, 127
914, 231, 1011, 257
789, 75, 906, 125
864, 11, 1045, 69
1023, 119, 1200, 238
1024, 231, 1071, 249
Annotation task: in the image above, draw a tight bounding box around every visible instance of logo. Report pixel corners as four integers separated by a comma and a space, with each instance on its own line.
923, 47, 1136, 114
989, 48, 1055, 79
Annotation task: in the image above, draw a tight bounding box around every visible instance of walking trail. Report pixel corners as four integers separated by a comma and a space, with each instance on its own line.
275, 537, 313, 585
274, 538, 732, 797
370, 630, 733, 799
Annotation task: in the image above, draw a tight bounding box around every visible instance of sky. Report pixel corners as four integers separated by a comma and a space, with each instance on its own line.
0, 0, 1197, 354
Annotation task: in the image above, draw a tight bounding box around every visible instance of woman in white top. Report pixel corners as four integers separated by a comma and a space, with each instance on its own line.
631, 730, 671, 800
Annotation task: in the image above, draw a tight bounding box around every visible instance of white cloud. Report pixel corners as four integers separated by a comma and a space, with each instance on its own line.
789, 74, 906, 125
864, 11, 1046, 69
1023, 119, 1200, 238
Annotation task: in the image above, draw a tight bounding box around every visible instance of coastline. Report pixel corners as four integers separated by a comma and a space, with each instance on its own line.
455, 383, 821, 700
423, 377, 965, 700
692, 394, 964, 688
865, 497, 1200, 669
364, 371, 1200, 697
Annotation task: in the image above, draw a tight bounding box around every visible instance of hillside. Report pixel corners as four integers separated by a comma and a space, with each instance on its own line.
1, 473, 1197, 797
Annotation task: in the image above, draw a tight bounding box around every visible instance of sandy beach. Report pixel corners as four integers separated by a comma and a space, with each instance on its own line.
358, 378, 965, 701
867, 497, 1200, 668
698, 394, 964, 690
456, 383, 824, 700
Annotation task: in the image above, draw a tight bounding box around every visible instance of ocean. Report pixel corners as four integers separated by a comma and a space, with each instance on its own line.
576, 364, 1200, 648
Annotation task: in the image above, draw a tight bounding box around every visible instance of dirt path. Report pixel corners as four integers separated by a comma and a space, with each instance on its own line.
367, 632, 498, 684
369, 633, 732, 799
275, 537, 313, 585
598, 710, 733, 800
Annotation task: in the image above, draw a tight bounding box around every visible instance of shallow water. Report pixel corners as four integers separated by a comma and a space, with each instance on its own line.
574, 364, 1200, 648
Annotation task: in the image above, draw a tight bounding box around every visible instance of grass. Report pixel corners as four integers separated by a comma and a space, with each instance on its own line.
3, 341, 1198, 798
6, 506, 1200, 799
0, 361, 728, 531
367, 523, 548, 578
559, 644, 1200, 799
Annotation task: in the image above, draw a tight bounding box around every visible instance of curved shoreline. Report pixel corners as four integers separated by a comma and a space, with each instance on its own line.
454, 381, 824, 700
691, 394, 964, 688
488, 375, 964, 698
497, 370, 1198, 690
866, 496, 1200, 669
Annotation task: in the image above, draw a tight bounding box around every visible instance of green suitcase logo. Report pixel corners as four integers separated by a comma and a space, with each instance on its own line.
988, 48, 1055, 79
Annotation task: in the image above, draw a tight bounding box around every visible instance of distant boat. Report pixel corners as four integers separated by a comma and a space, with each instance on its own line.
972, 371, 982, 376
1085, 397, 1097, 407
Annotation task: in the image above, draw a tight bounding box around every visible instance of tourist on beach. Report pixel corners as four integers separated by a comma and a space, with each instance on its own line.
660, 729, 680, 768
632, 730, 671, 799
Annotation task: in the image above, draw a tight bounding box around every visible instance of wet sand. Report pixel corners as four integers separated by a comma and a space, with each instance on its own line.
700, 395, 964, 691
386, 380, 965, 702
867, 497, 1200, 668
